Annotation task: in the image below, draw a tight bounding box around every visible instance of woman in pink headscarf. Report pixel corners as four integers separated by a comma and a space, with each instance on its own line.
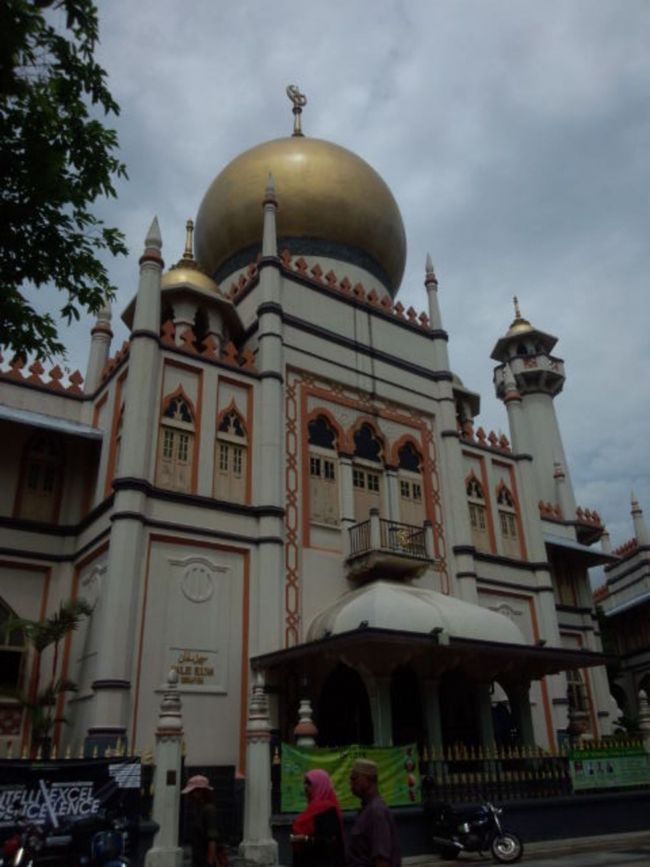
290, 769, 345, 867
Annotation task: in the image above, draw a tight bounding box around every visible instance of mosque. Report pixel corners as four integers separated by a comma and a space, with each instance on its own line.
0, 88, 633, 786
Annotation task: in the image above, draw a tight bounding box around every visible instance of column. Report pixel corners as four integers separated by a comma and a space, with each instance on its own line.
476, 684, 495, 748
145, 670, 184, 867
240, 672, 278, 866
422, 677, 443, 751
507, 681, 535, 747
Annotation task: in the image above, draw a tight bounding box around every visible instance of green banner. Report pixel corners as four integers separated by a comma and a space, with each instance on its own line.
280, 743, 420, 812
569, 744, 650, 790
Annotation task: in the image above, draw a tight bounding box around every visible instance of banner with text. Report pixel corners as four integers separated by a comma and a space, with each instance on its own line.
0, 759, 141, 829
280, 743, 419, 812
569, 744, 650, 791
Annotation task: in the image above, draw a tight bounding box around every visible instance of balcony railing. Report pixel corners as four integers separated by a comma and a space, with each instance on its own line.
346, 512, 434, 580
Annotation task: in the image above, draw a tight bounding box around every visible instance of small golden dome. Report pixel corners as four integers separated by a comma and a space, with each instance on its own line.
161, 265, 219, 295
194, 136, 406, 296
161, 219, 220, 295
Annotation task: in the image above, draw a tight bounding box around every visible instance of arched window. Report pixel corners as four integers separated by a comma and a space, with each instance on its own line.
352, 423, 384, 521
497, 484, 519, 558
397, 442, 425, 526
466, 474, 489, 551
307, 415, 339, 526
156, 392, 195, 493
0, 600, 25, 693
18, 434, 63, 522
214, 407, 247, 503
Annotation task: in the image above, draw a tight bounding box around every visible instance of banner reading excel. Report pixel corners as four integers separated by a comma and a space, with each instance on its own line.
280, 743, 420, 812
569, 743, 650, 791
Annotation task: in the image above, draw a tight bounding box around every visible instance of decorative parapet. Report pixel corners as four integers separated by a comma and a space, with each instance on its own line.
613, 537, 638, 557
592, 584, 609, 603
100, 340, 130, 381
159, 320, 256, 372
539, 501, 564, 520
227, 252, 434, 333
0, 355, 85, 395
575, 506, 603, 527
460, 423, 511, 453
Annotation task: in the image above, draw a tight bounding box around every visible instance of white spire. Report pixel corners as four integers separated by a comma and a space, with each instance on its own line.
631, 492, 649, 545
145, 215, 162, 250
262, 173, 278, 257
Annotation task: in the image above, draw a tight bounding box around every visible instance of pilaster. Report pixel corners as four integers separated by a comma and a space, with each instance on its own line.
240, 672, 278, 866
145, 670, 184, 867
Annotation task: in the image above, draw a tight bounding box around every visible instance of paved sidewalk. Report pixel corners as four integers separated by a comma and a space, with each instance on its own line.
193, 830, 650, 866
401, 829, 650, 865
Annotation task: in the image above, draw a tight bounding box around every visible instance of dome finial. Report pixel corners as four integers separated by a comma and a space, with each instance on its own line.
513, 295, 522, 319
183, 219, 195, 261
286, 84, 307, 137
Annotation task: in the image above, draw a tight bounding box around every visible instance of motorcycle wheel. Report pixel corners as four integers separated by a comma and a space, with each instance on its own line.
491, 831, 523, 863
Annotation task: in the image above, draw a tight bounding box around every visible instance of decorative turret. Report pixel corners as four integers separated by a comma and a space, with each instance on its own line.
492, 297, 565, 398
631, 493, 649, 546
424, 254, 452, 372
262, 172, 278, 258
85, 299, 113, 393
492, 298, 573, 509
132, 216, 163, 334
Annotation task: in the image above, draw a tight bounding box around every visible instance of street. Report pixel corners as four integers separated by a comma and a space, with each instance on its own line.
403, 831, 650, 867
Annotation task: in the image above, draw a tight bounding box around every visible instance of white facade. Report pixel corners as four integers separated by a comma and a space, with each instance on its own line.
0, 123, 621, 767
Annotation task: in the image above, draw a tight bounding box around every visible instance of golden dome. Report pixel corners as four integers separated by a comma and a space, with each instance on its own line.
194, 136, 407, 295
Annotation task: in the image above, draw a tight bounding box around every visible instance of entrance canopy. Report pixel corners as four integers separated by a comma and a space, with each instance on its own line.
251, 626, 611, 684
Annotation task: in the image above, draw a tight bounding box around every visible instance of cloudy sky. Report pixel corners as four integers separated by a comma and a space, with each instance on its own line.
39, 0, 650, 572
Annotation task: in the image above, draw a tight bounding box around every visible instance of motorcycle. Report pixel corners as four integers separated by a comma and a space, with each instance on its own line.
69, 811, 132, 866
429, 800, 523, 863
1, 810, 131, 867
0, 813, 70, 866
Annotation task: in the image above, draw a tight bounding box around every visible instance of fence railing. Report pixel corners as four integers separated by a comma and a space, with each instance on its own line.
348, 518, 428, 559
348, 520, 371, 557
380, 519, 427, 558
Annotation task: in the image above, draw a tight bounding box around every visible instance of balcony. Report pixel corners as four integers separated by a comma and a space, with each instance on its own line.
345, 509, 436, 581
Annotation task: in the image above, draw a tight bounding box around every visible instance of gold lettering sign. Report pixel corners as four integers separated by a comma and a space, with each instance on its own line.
172, 650, 215, 685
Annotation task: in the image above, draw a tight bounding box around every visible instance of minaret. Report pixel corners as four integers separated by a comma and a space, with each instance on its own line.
631, 493, 649, 545
86, 218, 164, 749
84, 300, 113, 393
492, 298, 575, 511
255, 174, 287, 650
424, 254, 450, 371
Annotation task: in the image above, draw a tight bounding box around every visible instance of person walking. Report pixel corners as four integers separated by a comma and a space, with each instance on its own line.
181, 774, 227, 867
290, 768, 345, 866
347, 759, 401, 867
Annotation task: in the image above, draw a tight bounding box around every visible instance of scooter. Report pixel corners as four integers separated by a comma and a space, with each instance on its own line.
429, 800, 523, 863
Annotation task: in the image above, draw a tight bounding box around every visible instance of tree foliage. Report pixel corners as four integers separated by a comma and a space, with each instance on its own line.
0, 0, 127, 360
3, 597, 93, 754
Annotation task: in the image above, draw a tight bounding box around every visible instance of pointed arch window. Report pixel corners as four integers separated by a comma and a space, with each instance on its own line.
466, 474, 488, 551
0, 599, 25, 692
397, 441, 424, 526
308, 415, 339, 526
497, 484, 519, 558
214, 407, 248, 504
18, 434, 63, 522
156, 392, 195, 493
353, 423, 385, 520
